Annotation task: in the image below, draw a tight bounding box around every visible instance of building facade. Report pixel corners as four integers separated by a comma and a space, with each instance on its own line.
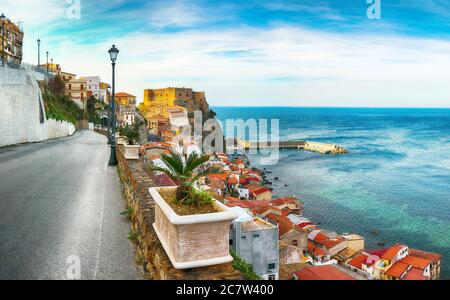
0, 16, 23, 65
61, 71, 87, 109
115, 92, 136, 107
81, 76, 101, 100
230, 213, 279, 280
141, 87, 210, 119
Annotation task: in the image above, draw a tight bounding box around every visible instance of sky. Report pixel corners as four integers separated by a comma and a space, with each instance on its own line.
2, 0, 450, 107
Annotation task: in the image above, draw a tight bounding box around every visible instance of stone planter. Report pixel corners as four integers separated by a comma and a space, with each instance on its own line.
116, 136, 126, 145
149, 186, 238, 269
124, 144, 140, 160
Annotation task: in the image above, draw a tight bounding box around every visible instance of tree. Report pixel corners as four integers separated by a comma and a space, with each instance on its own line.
48, 75, 65, 96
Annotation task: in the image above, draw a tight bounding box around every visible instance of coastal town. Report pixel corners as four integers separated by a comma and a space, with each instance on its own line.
0, 13, 444, 281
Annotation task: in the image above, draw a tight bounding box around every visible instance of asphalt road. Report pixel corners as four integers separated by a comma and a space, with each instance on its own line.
0, 130, 142, 280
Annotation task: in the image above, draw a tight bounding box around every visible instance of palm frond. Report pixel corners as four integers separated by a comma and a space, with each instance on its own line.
147, 166, 179, 184
190, 167, 222, 184
184, 153, 211, 174
160, 152, 184, 176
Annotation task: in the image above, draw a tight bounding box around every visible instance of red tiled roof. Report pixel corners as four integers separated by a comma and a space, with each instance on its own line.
278, 216, 295, 237
271, 197, 299, 206
403, 268, 428, 281
382, 245, 407, 261
367, 248, 389, 258
307, 241, 327, 257
295, 265, 355, 281
409, 249, 442, 264
208, 173, 228, 181
313, 232, 345, 250
228, 177, 239, 185
225, 196, 240, 202
385, 261, 410, 278
251, 187, 271, 196
401, 256, 432, 270
347, 254, 370, 270
115, 92, 135, 97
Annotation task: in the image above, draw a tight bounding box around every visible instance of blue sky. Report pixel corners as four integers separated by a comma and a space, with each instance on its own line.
3, 0, 450, 107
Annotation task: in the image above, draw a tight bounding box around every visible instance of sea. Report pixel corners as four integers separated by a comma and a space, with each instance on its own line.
214, 106, 450, 279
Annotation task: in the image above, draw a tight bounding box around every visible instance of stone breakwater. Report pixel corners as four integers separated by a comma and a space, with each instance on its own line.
301, 141, 349, 154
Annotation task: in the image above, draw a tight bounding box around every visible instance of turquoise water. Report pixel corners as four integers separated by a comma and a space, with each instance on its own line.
215, 107, 450, 279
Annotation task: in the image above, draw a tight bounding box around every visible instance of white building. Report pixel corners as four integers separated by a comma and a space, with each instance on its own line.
82, 76, 101, 100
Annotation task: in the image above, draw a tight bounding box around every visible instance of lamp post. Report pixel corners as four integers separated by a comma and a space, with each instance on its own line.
46, 51, 49, 73
108, 45, 119, 166
1, 14, 5, 67
107, 85, 112, 144
37, 38, 41, 68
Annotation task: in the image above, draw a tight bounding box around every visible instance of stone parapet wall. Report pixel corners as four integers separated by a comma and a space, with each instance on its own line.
115, 146, 243, 280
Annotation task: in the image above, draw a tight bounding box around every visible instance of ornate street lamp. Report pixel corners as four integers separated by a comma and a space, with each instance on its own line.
108, 45, 119, 166
37, 38, 41, 68
1, 14, 5, 67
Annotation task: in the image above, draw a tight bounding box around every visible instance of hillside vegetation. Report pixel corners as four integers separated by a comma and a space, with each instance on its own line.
41, 76, 83, 125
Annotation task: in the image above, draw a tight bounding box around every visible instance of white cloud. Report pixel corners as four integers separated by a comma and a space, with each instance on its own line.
49, 25, 450, 108
5, 0, 449, 108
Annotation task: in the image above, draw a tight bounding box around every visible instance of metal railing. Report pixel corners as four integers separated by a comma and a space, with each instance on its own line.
0, 61, 55, 78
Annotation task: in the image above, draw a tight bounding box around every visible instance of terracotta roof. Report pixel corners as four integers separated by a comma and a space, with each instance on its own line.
403, 268, 428, 281
382, 245, 407, 261
385, 261, 410, 278
228, 177, 239, 185
251, 187, 271, 196
313, 232, 345, 250
278, 216, 295, 237
208, 173, 228, 181
225, 196, 240, 202
409, 249, 442, 264
401, 256, 432, 270
347, 254, 370, 270
271, 197, 299, 206
295, 265, 355, 281
367, 248, 389, 258
307, 241, 327, 257
115, 92, 135, 97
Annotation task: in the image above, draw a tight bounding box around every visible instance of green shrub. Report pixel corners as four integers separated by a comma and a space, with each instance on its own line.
42, 90, 83, 125
230, 251, 262, 280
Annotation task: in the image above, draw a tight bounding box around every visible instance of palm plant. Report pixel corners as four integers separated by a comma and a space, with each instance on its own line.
149, 151, 220, 206
119, 124, 139, 145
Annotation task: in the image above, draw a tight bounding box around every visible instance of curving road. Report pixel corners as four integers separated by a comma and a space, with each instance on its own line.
0, 130, 142, 280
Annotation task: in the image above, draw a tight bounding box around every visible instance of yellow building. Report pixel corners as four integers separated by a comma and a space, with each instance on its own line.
141, 87, 210, 119
0, 16, 24, 65
60, 71, 87, 109
115, 92, 136, 106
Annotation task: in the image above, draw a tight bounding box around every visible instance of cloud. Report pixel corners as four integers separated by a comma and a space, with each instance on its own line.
46, 24, 450, 108
5, 0, 450, 108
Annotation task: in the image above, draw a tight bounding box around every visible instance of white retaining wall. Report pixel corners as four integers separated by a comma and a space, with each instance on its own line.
0, 66, 75, 147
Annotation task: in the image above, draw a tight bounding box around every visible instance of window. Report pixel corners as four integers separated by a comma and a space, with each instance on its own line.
268, 263, 276, 270
241, 236, 246, 240
268, 275, 276, 280
229, 239, 233, 246
253, 234, 260, 238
